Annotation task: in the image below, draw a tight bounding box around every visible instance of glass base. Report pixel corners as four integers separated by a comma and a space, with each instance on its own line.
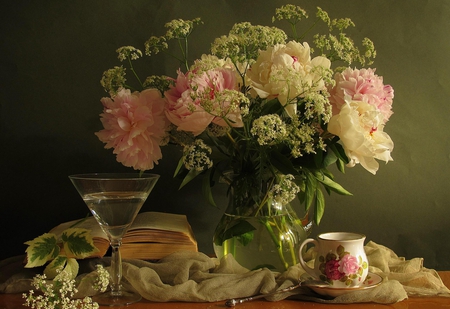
92, 290, 142, 306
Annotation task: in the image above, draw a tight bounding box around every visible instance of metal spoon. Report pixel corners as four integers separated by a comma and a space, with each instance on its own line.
225, 281, 302, 307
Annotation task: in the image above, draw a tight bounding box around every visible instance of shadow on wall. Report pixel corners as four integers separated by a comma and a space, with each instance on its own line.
396, 229, 450, 271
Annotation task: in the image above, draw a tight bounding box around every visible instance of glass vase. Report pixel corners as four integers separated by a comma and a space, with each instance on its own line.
213, 176, 309, 272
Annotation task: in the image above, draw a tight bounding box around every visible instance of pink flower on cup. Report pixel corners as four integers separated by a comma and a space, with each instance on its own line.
95, 88, 169, 171
324, 259, 345, 280
338, 254, 360, 275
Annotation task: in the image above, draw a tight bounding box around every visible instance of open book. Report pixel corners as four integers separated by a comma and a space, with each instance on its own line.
49, 212, 198, 260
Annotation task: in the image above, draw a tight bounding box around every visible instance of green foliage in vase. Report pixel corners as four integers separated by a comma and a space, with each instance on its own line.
96, 4, 394, 227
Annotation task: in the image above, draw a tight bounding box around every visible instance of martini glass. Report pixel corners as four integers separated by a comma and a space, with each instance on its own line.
69, 173, 159, 306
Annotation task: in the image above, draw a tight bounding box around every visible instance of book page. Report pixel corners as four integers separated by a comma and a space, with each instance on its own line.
130, 212, 191, 233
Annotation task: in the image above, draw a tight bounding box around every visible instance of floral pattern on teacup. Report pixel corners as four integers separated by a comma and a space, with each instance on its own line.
318, 244, 368, 286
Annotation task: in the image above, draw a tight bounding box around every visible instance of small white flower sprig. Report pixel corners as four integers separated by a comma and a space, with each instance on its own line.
22, 266, 109, 309
22, 221, 109, 309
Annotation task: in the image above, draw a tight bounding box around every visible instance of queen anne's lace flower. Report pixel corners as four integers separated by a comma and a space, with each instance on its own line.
23, 272, 100, 309
251, 114, 287, 146
268, 174, 300, 205
116, 46, 142, 62
183, 139, 213, 172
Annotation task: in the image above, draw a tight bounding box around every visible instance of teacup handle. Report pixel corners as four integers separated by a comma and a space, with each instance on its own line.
298, 238, 319, 279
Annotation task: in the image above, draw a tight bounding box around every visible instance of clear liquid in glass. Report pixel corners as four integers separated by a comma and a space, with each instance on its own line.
83, 191, 147, 240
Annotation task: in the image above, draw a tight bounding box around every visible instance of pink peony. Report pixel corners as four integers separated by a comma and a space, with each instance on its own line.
324, 259, 345, 280
164, 68, 242, 136
338, 254, 360, 275
328, 68, 394, 123
95, 88, 169, 171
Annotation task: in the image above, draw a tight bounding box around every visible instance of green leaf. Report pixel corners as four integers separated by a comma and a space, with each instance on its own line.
214, 220, 256, 245
44, 255, 67, 279
304, 170, 318, 210
328, 143, 349, 168
24, 233, 60, 268
173, 156, 185, 177
178, 168, 202, 190
314, 187, 325, 225
323, 150, 337, 167
336, 158, 346, 173
336, 245, 345, 256
238, 231, 255, 246
48, 258, 80, 281
270, 150, 298, 175
313, 171, 352, 195
61, 228, 99, 259
62, 258, 80, 280
202, 168, 217, 207
260, 97, 283, 115
314, 148, 324, 168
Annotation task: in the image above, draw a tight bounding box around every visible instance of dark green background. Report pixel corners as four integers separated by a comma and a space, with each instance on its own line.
1, 0, 449, 270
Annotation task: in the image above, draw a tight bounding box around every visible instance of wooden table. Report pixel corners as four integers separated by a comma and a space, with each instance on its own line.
2, 272, 450, 309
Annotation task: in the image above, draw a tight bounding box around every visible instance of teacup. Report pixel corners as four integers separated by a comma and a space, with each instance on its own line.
298, 232, 369, 288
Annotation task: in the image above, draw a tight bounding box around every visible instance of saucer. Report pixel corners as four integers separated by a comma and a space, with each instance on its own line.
301, 272, 383, 298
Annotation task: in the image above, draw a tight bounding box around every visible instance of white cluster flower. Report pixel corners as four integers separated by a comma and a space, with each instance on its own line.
287, 116, 324, 158
116, 46, 143, 62
164, 18, 202, 39
211, 22, 287, 63
251, 114, 287, 146
23, 272, 99, 309
312, 13, 375, 66
183, 139, 213, 172
269, 175, 300, 205
100, 66, 126, 96
303, 91, 333, 123
272, 4, 308, 23
93, 264, 109, 293
190, 54, 234, 73
144, 35, 168, 56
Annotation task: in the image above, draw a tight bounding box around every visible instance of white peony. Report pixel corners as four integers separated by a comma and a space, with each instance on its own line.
247, 41, 331, 117
327, 98, 394, 174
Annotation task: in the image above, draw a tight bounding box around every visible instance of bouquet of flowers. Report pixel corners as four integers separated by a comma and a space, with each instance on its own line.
95, 5, 394, 269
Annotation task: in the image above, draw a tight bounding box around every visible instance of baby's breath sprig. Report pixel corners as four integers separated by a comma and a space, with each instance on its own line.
92, 264, 109, 293
272, 5, 376, 66
23, 271, 100, 309
313, 11, 376, 66
268, 174, 300, 206
272, 4, 308, 40
145, 18, 203, 71
116, 46, 144, 88
251, 114, 287, 146
100, 66, 127, 96
211, 22, 286, 83
183, 139, 213, 172
143, 75, 174, 95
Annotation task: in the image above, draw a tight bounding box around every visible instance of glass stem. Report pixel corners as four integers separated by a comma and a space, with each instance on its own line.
110, 240, 122, 296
